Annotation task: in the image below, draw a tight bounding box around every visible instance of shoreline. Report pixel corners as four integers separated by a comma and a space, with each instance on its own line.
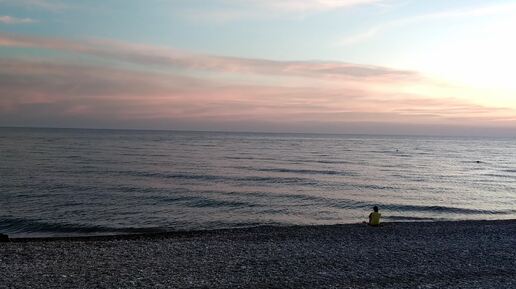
6, 219, 516, 242
2, 219, 515, 288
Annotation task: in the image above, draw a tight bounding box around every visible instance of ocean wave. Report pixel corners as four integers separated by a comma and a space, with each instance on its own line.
482, 173, 516, 179
384, 215, 437, 221
383, 204, 514, 215
225, 156, 278, 161
0, 217, 166, 235
223, 190, 516, 216
194, 190, 515, 216
304, 159, 355, 164
119, 171, 227, 181
116, 170, 320, 185
351, 184, 400, 190
250, 167, 356, 176
157, 195, 262, 209
11, 183, 98, 194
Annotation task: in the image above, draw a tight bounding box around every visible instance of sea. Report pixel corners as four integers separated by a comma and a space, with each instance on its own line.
1, 127, 515, 237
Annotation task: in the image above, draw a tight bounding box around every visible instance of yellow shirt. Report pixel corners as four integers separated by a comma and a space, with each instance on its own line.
369, 212, 381, 225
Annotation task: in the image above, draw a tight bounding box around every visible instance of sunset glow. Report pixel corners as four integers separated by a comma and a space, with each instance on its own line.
1, 0, 515, 136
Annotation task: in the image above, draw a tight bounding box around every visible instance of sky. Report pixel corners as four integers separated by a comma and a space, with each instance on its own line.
1, 0, 516, 136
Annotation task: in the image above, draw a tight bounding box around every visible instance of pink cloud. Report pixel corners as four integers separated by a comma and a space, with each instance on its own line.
0, 33, 515, 135
0, 33, 417, 81
0, 58, 511, 129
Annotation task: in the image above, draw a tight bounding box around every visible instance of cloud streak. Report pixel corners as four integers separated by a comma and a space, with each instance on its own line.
183, 0, 383, 22
0, 0, 66, 11
0, 33, 417, 81
245, 0, 382, 12
0, 16, 36, 24
338, 2, 516, 45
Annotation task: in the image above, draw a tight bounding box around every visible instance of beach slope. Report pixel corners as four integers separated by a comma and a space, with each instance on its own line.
1, 220, 515, 288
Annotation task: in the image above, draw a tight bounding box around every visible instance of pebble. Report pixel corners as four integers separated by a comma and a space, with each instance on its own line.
0, 220, 515, 288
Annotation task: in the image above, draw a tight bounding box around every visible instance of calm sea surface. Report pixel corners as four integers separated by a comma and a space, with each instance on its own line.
1, 127, 515, 237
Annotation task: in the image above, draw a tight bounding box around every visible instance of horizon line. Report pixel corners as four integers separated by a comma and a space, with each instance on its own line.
2, 125, 515, 139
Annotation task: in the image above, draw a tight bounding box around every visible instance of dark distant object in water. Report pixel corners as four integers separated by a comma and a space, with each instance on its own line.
476, 160, 481, 164
0, 233, 9, 242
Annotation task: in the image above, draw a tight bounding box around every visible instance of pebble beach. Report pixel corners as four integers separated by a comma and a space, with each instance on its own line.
1, 220, 515, 289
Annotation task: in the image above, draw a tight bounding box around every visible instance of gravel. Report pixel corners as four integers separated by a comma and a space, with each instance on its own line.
1, 220, 515, 289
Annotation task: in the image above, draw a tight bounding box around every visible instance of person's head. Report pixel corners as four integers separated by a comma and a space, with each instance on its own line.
373, 206, 379, 212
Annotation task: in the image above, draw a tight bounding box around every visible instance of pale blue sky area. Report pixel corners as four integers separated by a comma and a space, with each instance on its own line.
1, 0, 513, 66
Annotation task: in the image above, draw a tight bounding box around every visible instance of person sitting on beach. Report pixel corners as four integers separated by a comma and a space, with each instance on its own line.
368, 206, 381, 226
